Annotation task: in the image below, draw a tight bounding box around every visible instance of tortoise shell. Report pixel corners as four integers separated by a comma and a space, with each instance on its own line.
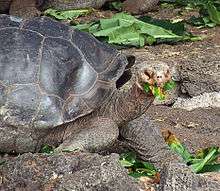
0, 15, 127, 129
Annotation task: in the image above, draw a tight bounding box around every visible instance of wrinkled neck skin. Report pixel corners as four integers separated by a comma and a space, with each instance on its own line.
98, 83, 155, 127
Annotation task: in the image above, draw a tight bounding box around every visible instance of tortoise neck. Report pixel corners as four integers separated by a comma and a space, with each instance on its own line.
99, 83, 155, 126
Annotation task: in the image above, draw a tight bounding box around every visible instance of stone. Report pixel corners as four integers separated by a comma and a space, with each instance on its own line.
159, 162, 220, 191
0, 152, 140, 191
179, 59, 220, 97
173, 92, 220, 110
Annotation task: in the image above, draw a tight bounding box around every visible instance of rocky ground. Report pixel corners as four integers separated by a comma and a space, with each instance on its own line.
0, 4, 220, 191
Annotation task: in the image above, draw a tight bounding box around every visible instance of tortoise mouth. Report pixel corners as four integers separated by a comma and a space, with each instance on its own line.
116, 69, 132, 89
116, 55, 135, 89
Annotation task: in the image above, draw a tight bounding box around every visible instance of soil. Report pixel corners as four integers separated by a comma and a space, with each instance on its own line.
147, 106, 220, 153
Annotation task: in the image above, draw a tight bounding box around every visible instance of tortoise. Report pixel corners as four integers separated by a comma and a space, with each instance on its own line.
0, 14, 171, 154
0, 0, 160, 19
0, 0, 111, 19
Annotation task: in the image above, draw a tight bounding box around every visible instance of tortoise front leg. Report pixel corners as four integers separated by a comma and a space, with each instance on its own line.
9, 0, 41, 19
56, 117, 119, 152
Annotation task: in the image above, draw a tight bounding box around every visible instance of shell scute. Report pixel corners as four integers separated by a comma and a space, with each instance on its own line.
71, 30, 119, 73
0, 14, 21, 29
2, 85, 41, 127
22, 16, 72, 40
0, 28, 43, 85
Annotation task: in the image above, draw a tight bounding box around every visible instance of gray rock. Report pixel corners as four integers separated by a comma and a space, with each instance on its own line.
53, 157, 139, 191
173, 92, 220, 110
159, 162, 220, 191
179, 60, 220, 96
0, 152, 140, 191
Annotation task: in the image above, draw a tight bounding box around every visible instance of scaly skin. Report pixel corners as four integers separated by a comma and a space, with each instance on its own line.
9, 0, 41, 18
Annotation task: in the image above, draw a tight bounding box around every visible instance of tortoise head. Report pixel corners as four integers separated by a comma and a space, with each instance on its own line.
136, 62, 172, 90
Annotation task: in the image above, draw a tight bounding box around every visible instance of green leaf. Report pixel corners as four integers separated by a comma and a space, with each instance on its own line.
44, 8, 92, 20
199, 164, 220, 173
165, 132, 193, 163
188, 16, 217, 28
146, 36, 156, 45
163, 80, 176, 91
142, 162, 158, 172
73, 12, 199, 47
128, 172, 146, 178
119, 152, 158, 179
73, 22, 95, 32
152, 86, 166, 100
120, 152, 137, 165
206, 1, 220, 24
143, 83, 151, 93
144, 80, 176, 100
161, 0, 220, 26
191, 147, 219, 173
40, 144, 54, 154
195, 147, 220, 161
165, 131, 220, 173
120, 160, 134, 167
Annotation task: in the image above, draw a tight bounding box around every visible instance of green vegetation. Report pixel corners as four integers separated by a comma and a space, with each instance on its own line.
44, 7, 201, 48
40, 144, 55, 154
120, 131, 219, 180
73, 13, 200, 47
120, 152, 158, 178
161, 0, 220, 27
44, 8, 93, 20
107, 0, 123, 11
165, 130, 220, 173
144, 80, 176, 100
